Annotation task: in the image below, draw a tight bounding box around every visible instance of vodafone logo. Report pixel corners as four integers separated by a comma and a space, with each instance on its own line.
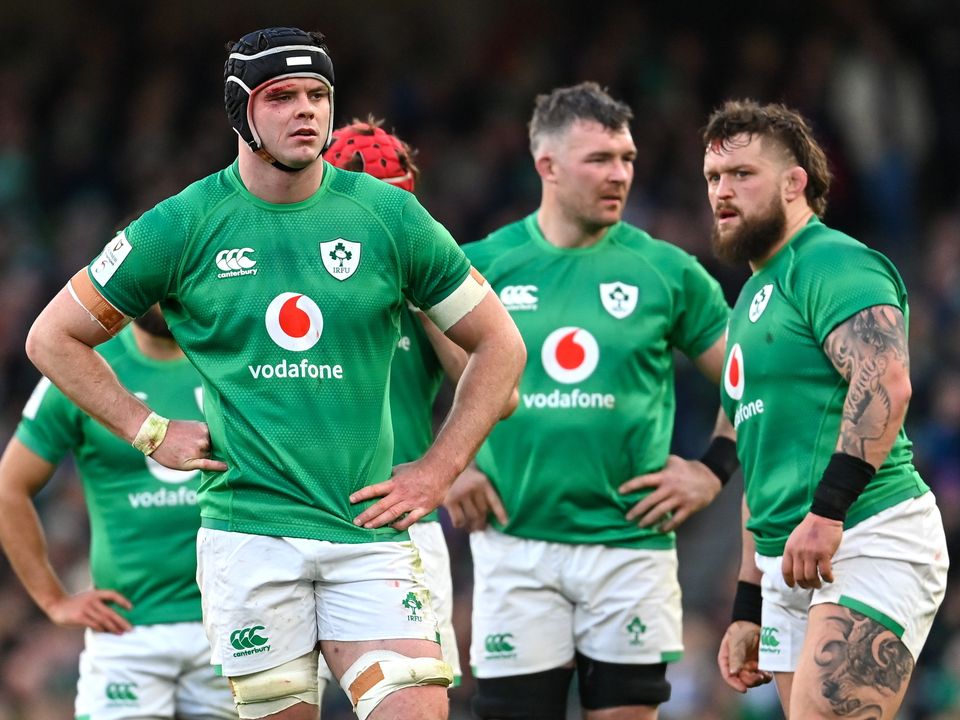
541, 327, 599, 384
265, 293, 323, 351
724, 343, 745, 401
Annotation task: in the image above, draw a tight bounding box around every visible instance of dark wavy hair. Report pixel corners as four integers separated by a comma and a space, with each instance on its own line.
702, 99, 832, 217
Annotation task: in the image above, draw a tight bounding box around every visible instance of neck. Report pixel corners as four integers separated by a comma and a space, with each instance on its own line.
131, 325, 184, 361
237, 146, 325, 204
749, 204, 816, 272
536, 200, 612, 250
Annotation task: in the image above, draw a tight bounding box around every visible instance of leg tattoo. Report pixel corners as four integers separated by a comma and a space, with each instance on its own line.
814, 609, 914, 718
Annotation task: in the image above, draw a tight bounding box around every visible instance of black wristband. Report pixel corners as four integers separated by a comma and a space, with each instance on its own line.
699, 436, 739, 486
731, 580, 762, 625
809, 452, 876, 522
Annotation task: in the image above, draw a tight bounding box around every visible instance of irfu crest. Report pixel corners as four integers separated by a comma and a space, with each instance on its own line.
599, 282, 639, 319
320, 238, 362, 281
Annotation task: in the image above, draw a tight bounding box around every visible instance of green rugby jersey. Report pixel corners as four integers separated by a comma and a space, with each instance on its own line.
87, 161, 471, 543
16, 328, 204, 625
465, 214, 729, 548
390, 305, 443, 523
720, 217, 928, 557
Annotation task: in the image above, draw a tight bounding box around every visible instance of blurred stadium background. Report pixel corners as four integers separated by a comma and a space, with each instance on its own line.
1, 0, 958, 717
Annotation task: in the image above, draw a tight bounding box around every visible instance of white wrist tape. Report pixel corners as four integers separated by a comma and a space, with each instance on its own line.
132, 412, 169, 456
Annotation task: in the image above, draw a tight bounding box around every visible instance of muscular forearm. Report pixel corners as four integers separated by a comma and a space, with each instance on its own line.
0, 494, 68, 613
0, 444, 66, 615
426, 335, 524, 479
26, 288, 148, 443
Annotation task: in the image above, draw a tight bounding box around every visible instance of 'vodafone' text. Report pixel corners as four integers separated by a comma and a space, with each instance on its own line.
522, 388, 616, 409
248, 359, 344, 380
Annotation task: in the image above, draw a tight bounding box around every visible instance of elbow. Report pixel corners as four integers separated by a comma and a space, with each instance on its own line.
512, 330, 528, 379
890, 369, 913, 414
500, 387, 520, 419
24, 320, 51, 372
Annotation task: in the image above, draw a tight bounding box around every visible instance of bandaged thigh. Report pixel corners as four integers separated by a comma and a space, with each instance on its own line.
229, 650, 320, 719
339, 650, 453, 720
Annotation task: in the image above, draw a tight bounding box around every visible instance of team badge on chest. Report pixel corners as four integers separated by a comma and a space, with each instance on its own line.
599, 282, 638, 319
320, 238, 362, 281
749, 284, 774, 322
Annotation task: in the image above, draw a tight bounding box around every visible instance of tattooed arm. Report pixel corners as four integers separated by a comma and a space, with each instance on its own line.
782, 305, 911, 589
822, 305, 912, 467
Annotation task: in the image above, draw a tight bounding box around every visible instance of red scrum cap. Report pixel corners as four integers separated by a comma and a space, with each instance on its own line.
324, 116, 419, 192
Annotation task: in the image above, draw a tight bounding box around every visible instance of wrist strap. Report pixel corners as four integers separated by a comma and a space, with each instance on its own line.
699, 436, 739, 486
731, 580, 762, 625
132, 412, 170, 456
809, 452, 876, 522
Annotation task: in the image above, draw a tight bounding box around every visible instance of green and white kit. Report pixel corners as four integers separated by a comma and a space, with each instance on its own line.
17, 327, 233, 719
721, 217, 946, 655
464, 214, 728, 674
88, 161, 477, 544
756, 494, 947, 670
18, 329, 206, 625
465, 214, 729, 547
720, 217, 929, 556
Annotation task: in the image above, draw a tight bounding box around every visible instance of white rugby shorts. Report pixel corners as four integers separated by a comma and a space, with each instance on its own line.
196, 528, 440, 679
469, 528, 683, 678
756, 493, 948, 672
75, 621, 235, 720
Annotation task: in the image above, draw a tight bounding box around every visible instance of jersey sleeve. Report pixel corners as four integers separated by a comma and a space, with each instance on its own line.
87, 198, 190, 319
670, 256, 730, 358
791, 243, 907, 345
14, 377, 83, 465
396, 196, 479, 329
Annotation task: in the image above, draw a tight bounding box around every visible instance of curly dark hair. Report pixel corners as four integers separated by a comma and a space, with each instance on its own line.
702, 99, 831, 217
529, 82, 633, 155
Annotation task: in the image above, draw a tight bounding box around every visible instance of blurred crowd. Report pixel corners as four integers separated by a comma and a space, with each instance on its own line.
1, 0, 959, 717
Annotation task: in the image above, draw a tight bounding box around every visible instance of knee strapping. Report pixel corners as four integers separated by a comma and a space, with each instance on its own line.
576, 653, 671, 709
339, 650, 453, 720
472, 668, 573, 719
228, 650, 321, 719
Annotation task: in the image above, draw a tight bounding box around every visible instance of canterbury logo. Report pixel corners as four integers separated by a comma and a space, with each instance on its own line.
105, 682, 138, 701
499, 285, 538, 309
231, 625, 269, 650
484, 633, 515, 653
760, 626, 780, 648
216, 248, 256, 272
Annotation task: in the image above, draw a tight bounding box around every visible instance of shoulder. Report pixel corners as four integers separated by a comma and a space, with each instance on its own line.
787, 222, 900, 283
129, 167, 236, 238
463, 216, 532, 267
325, 164, 415, 222
613, 224, 717, 290
614, 224, 696, 265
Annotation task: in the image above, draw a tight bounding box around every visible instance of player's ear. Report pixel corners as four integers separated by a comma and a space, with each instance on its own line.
534, 152, 556, 182
783, 166, 808, 202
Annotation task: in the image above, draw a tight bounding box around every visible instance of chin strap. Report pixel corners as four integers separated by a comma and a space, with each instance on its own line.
253, 147, 321, 173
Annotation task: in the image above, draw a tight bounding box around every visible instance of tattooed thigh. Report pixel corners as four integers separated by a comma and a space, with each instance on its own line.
793, 604, 914, 719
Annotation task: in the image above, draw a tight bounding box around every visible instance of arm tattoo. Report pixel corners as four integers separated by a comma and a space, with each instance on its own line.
823, 306, 909, 460
814, 609, 914, 718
